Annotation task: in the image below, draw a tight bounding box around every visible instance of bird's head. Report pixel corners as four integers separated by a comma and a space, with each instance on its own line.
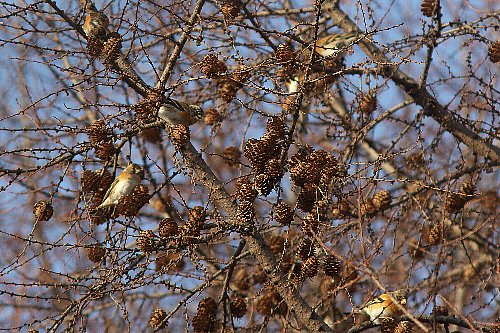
85, 1, 98, 12
391, 289, 409, 305
125, 163, 144, 178
189, 105, 204, 122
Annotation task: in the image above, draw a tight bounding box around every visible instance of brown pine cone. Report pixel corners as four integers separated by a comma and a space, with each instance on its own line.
275, 43, 295, 63
323, 255, 343, 277
221, 0, 241, 23
301, 255, 319, 278
203, 108, 223, 125
149, 308, 167, 329
297, 238, 315, 261
394, 320, 412, 333
372, 190, 392, 211
33, 201, 53, 221
137, 230, 156, 253
274, 202, 294, 225
170, 124, 190, 147
421, 0, 439, 17
86, 245, 106, 263
102, 31, 122, 64
223, 146, 242, 166
230, 296, 247, 318
236, 177, 257, 202
159, 218, 178, 238
87, 35, 104, 57
488, 41, 500, 63
359, 92, 377, 114
200, 54, 227, 78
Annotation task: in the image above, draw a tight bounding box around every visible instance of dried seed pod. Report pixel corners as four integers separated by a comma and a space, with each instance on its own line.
359, 198, 377, 217
244, 138, 272, 173
275, 43, 295, 63
421, 0, 439, 17
33, 201, 53, 221
359, 92, 377, 114
230, 296, 247, 318
221, 0, 241, 23
170, 124, 190, 147
86, 245, 106, 263
232, 268, 251, 291
395, 320, 412, 333
301, 255, 319, 278
149, 308, 167, 330
200, 54, 227, 78
137, 230, 156, 253
297, 238, 315, 261
218, 77, 241, 102
203, 108, 222, 125
254, 173, 273, 196
488, 41, 500, 63
87, 35, 104, 57
188, 206, 206, 228
323, 255, 342, 277
223, 146, 242, 166
268, 235, 285, 255
159, 218, 178, 238
372, 190, 392, 211
140, 127, 162, 143
274, 202, 294, 225
102, 32, 122, 63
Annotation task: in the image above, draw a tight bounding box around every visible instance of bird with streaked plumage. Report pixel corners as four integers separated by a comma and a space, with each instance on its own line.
98, 164, 144, 208
157, 98, 204, 127
83, 1, 110, 39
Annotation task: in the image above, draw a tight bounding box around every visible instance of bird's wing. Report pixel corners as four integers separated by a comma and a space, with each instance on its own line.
100, 177, 119, 206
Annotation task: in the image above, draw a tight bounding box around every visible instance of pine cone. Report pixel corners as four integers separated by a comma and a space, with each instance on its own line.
431, 305, 449, 316
200, 54, 227, 78
236, 177, 257, 202
359, 92, 377, 114
236, 200, 255, 224
394, 321, 412, 333
373, 190, 392, 211
244, 138, 272, 174
149, 308, 167, 330
86, 245, 106, 263
297, 238, 315, 261
86, 119, 113, 145
87, 35, 104, 57
223, 146, 242, 166
155, 252, 185, 272
421, 0, 439, 17
102, 32, 122, 63
301, 213, 320, 237
232, 268, 251, 291
140, 127, 162, 143
274, 202, 294, 225
266, 116, 287, 141
256, 286, 286, 316
254, 173, 273, 196
116, 184, 150, 217
381, 317, 399, 333
94, 141, 116, 160
203, 108, 222, 125
137, 230, 156, 253
301, 255, 319, 278
296, 185, 317, 213
488, 41, 500, 63
33, 201, 53, 221
265, 158, 284, 181
221, 0, 241, 23
444, 192, 466, 213
460, 181, 475, 196
159, 218, 179, 238
323, 255, 342, 277
218, 77, 241, 102
230, 296, 247, 318
275, 43, 295, 63
170, 124, 190, 147
428, 221, 445, 245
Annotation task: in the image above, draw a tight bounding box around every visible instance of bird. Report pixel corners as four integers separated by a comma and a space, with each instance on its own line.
83, 1, 110, 39
157, 98, 204, 127
360, 289, 409, 324
314, 32, 359, 59
97, 164, 144, 208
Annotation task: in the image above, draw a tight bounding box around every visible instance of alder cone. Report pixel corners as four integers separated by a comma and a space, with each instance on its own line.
87, 35, 104, 57
137, 230, 156, 253
230, 296, 247, 318
159, 218, 178, 238
170, 124, 190, 147
274, 202, 294, 225
102, 32, 122, 63
275, 43, 295, 63
301, 255, 319, 278
204, 108, 222, 125
200, 54, 227, 78
373, 190, 392, 211
297, 238, 315, 261
323, 255, 342, 277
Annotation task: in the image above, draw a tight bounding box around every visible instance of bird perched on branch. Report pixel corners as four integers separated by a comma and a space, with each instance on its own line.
98, 164, 144, 208
284, 32, 359, 133
359, 289, 409, 324
157, 99, 204, 127
83, 1, 110, 39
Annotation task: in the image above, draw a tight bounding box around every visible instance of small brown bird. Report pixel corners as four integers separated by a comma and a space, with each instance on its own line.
360, 289, 409, 324
83, 1, 110, 39
157, 98, 204, 127
314, 32, 359, 58
98, 164, 144, 208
